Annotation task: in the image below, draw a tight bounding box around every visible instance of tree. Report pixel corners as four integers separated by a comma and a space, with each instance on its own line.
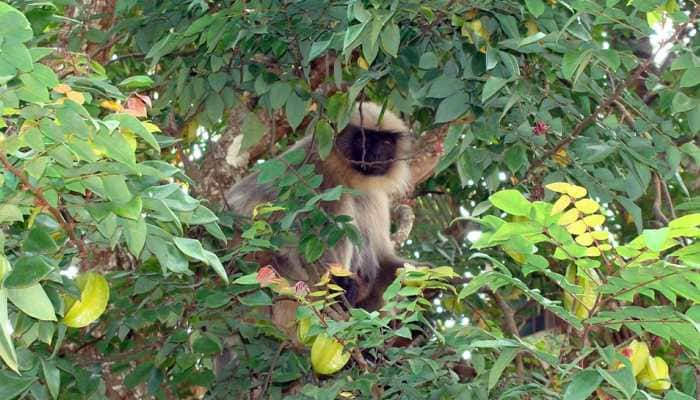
0, 0, 699, 398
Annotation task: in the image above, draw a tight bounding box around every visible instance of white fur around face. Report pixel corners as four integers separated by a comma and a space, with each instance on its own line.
351, 102, 409, 133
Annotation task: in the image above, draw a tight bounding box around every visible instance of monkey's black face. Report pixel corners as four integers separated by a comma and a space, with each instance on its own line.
336, 125, 400, 176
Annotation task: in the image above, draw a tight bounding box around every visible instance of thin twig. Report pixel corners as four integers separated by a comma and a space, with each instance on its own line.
489, 290, 525, 379
0, 153, 87, 257
526, 7, 699, 178
258, 341, 287, 399
652, 173, 670, 225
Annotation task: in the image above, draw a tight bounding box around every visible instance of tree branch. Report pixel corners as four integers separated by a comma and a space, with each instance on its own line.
526, 7, 699, 179
0, 153, 87, 257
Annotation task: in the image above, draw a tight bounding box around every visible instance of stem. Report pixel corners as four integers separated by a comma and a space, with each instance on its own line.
0, 152, 87, 257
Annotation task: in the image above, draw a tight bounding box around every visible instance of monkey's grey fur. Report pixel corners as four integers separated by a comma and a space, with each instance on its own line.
225, 102, 414, 309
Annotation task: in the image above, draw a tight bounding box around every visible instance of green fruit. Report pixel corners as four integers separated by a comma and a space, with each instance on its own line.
310, 334, 350, 375
637, 356, 671, 392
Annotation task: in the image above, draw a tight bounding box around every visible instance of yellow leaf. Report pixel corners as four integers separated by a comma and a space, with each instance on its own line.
585, 246, 601, 257
53, 84, 71, 94
575, 233, 593, 246
357, 56, 369, 70
583, 214, 605, 227
524, 19, 539, 36
142, 122, 161, 133
550, 195, 572, 215
566, 184, 587, 199
504, 248, 526, 264
591, 230, 609, 241
597, 244, 612, 251
65, 90, 85, 105
558, 208, 580, 226
575, 198, 600, 214
566, 220, 587, 235
99, 100, 124, 112
553, 149, 570, 166
545, 182, 573, 194
123, 131, 137, 152
328, 263, 353, 277
327, 284, 345, 292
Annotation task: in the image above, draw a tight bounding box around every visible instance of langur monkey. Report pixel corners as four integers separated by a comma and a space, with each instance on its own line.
226, 102, 415, 310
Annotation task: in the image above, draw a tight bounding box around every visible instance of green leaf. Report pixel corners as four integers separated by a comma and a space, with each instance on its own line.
303, 237, 325, 263
232, 272, 259, 286
192, 334, 223, 355
0, 370, 36, 400
208, 72, 228, 92
239, 290, 272, 306
123, 216, 147, 257
504, 146, 526, 173
7, 284, 56, 321
481, 77, 508, 102
240, 111, 266, 151
435, 92, 470, 123
0, 204, 23, 224
687, 106, 700, 134
270, 81, 292, 110
147, 237, 190, 274
108, 113, 160, 151
1, 39, 32, 73
285, 92, 308, 131
256, 159, 287, 184
113, 196, 143, 220
22, 227, 58, 254
0, 290, 18, 372
124, 361, 155, 389
203, 250, 228, 284
669, 213, 700, 228
617, 197, 643, 233
642, 228, 670, 252
596, 366, 636, 400
173, 237, 207, 262
344, 22, 367, 51
596, 49, 620, 71
206, 92, 224, 123
315, 120, 334, 160
488, 348, 519, 390
41, 359, 61, 400
419, 52, 438, 69
380, 21, 400, 57
672, 92, 695, 114
102, 175, 132, 204
0, 3, 33, 43
308, 38, 332, 62
563, 370, 603, 400
525, 0, 546, 17
3, 255, 54, 288
680, 67, 700, 88
519, 32, 546, 47
94, 131, 136, 168
489, 190, 532, 217
17, 72, 49, 103
118, 75, 154, 89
